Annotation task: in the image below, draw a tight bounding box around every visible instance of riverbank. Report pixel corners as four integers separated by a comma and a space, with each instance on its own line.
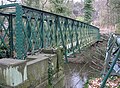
64, 35, 110, 88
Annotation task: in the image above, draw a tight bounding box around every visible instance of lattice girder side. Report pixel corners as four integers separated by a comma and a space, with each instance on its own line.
0, 3, 100, 60
79, 23, 82, 50
56, 16, 67, 62
74, 21, 80, 52
0, 15, 9, 48
0, 14, 10, 58
81, 23, 86, 48
22, 7, 47, 55
44, 14, 51, 48
0, 3, 18, 58
67, 20, 74, 55
88, 26, 92, 44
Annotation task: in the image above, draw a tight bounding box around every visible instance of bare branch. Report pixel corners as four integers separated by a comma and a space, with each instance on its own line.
43, 0, 48, 6
41, 0, 48, 10
106, 0, 110, 8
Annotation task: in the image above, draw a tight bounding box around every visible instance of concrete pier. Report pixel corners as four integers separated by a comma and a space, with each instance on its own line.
0, 48, 65, 88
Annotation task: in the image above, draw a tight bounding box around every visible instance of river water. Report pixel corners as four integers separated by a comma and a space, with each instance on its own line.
64, 63, 100, 88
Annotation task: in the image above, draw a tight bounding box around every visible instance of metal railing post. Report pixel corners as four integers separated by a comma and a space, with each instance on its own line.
15, 4, 24, 59
9, 14, 13, 57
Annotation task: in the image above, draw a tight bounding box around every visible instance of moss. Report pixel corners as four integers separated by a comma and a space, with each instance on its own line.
84, 79, 89, 88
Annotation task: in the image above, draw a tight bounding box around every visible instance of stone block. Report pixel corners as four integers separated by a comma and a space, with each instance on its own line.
0, 58, 27, 87
0, 48, 65, 88
27, 54, 57, 86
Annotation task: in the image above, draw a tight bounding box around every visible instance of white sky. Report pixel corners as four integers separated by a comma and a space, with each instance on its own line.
0, 0, 21, 5
74, 0, 79, 2
74, 0, 84, 2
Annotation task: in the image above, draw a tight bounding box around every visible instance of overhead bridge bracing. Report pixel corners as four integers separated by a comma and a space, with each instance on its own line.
0, 3, 100, 62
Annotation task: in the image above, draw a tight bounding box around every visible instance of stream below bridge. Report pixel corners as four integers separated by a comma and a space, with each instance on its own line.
64, 63, 100, 88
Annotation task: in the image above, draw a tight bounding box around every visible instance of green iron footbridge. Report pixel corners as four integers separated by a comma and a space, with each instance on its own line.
1, 3, 120, 88
0, 3, 100, 63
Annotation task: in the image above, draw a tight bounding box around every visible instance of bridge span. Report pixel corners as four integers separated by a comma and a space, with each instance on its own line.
0, 3, 100, 88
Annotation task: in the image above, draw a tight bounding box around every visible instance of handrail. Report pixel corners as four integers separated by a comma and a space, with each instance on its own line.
101, 48, 120, 87
101, 34, 120, 88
